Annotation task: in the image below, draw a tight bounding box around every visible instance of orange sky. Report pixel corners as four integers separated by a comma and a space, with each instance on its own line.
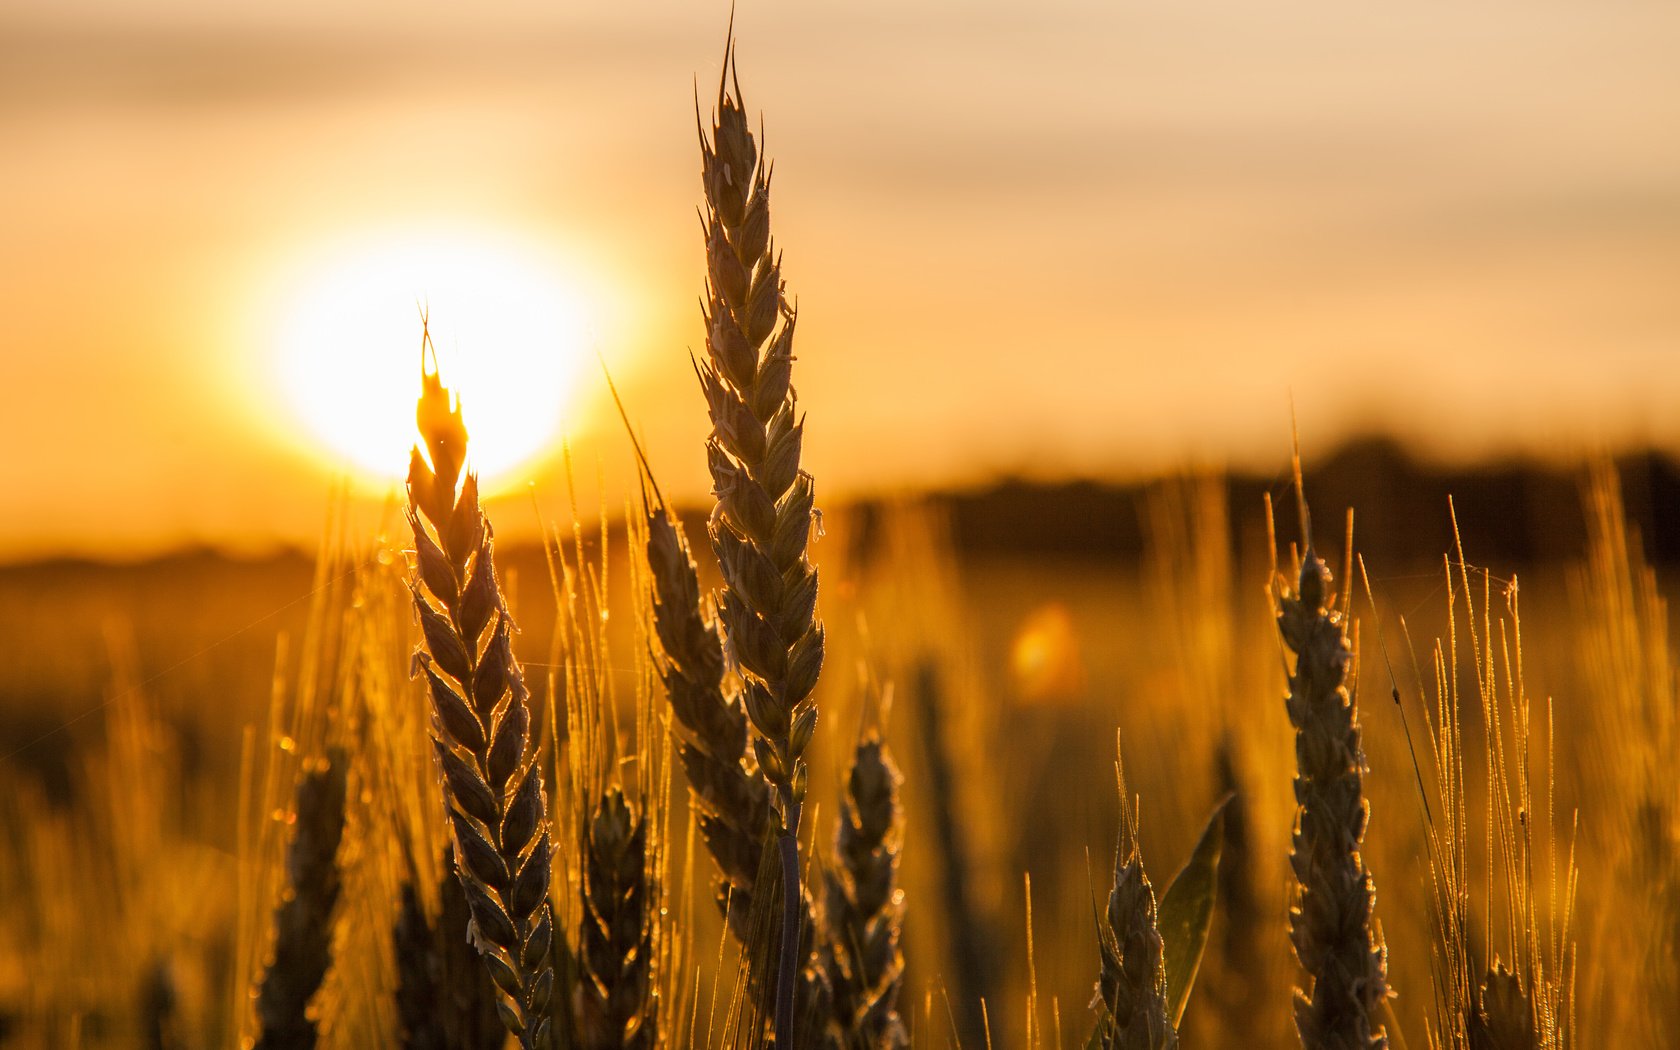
5, 1, 1680, 558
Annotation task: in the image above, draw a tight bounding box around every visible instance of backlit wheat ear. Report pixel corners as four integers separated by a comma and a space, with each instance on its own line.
406, 348, 556, 1050
698, 40, 824, 1048
643, 489, 774, 934
1277, 547, 1389, 1050
253, 748, 348, 1050
578, 786, 656, 1050
392, 850, 506, 1050
1094, 747, 1176, 1050
1467, 964, 1538, 1050
823, 736, 909, 1049
641, 486, 834, 1036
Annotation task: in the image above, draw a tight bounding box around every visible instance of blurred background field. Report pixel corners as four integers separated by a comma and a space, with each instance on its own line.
4, 442, 1676, 1046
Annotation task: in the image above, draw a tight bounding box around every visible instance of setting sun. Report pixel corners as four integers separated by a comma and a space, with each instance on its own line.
269, 228, 591, 488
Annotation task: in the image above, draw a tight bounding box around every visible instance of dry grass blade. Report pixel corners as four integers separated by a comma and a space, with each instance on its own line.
1093, 744, 1177, 1050
696, 37, 824, 1048
252, 747, 348, 1050
1276, 539, 1389, 1050
578, 785, 656, 1050
823, 736, 909, 1049
406, 342, 557, 1049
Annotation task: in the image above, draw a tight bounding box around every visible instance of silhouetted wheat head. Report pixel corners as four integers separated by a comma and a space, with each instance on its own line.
578, 785, 656, 1050
392, 851, 508, 1050
824, 736, 908, 1048
1277, 546, 1388, 1050
642, 484, 833, 1042
407, 351, 557, 1049
696, 38, 824, 1048
252, 748, 348, 1050
1094, 752, 1177, 1050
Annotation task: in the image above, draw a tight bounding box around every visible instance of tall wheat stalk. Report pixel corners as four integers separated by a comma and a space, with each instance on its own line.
824, 735, 908, 1048
1093, 745, 1177, 1050
252, 749, 348, 1050
1419, 517, 1576, 1050
406, 345, 556, 1049
696, 40, 825, 1048
577, 786, 656, 1049
1275, 521, 1389, 1050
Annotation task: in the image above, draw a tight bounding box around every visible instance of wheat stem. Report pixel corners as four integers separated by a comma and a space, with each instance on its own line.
407, 341, 557, 1050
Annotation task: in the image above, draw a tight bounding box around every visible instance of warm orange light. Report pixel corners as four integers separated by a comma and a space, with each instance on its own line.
269, 228, 591, 489
1008, 602, 1087, 706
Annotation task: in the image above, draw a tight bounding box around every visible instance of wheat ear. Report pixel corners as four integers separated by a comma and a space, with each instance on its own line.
698, 41, 824, 1049
643, 487, 834, 1041
1277, 548, 1388, 1050
823, 736, 908, 1048
1093, 746, 1176, 1050
578, 786, 656, 1050
644, 491, 773, 932
392, 851, 506, 1050
407, 351, 556, 1049
253, 748, 348, 1050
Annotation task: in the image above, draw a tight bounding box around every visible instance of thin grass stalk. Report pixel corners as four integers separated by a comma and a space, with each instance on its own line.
406, 345, 557, 1048
1422, 523, 1576, 1050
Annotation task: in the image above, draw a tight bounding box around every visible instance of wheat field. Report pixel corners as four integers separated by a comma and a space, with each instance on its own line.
2, 23, 1677, 1050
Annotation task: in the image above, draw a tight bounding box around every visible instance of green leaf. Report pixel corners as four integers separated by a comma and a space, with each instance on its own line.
1158, 793, 1232, 1027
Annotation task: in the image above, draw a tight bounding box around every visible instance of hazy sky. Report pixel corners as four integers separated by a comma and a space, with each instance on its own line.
5, 0, 1680, 557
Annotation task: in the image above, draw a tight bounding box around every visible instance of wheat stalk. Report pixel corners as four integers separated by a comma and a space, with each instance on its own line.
1093, 745, 1176, 1050
578, 785, 656, 1050
643, 492, 773, 932
1276, 544, 1388, 1050
1421, 521, 1576, 1050
696, 39, 824, 1049
642, 486, 837, 1044
823, 735, 908, 1048
252, 748, 348, 1050
407, 346, 556, 1049
392, 851, 506, 1050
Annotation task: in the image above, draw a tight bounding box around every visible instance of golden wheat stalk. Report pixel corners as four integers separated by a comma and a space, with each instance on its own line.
577, 785, 656, 1050
1276, 544, 1389, 1050
642, 484, 836, 1044
252, 748, 348, 1050
407, 348, 556, 1050
696, 40, 824, 1049
1093, 747, 1177, 1050
393, 850, 509, 1050
822, 735, 908, 1048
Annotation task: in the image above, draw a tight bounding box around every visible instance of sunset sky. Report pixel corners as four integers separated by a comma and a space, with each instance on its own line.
5, 0, 1680, 558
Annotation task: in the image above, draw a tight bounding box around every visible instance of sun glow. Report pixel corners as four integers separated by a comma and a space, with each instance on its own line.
270, 229, 592, 488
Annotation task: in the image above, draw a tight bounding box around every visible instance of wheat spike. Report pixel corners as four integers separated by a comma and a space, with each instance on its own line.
1277, 546, 1389, 1050
392, 853, 506, 1050
578, 786, 656, 1050
644, 491, 773, 932
697, 38, 825, 1049
407, 344, 557, 1049
252, 748, 348, 1050
1093, 746, 1176, 1050
823, 736, 909, 1048
643, 484, 836, 1045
